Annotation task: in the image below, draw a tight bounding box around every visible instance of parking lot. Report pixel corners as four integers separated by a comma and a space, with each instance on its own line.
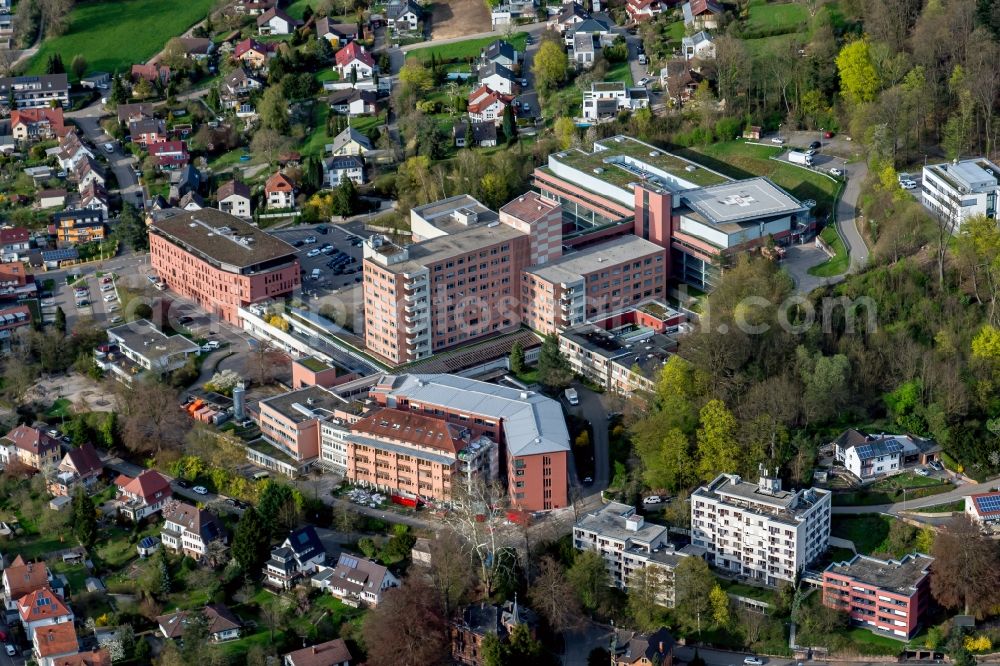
270, 224, 366, 297
42, 271, 124, 327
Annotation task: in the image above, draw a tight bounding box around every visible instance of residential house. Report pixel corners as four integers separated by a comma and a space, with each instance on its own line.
38, 189, 67, 209
11, 108, 67, 141
176, 37, 215, 61
329, 126, 373, 156
234, 38, 276, 69
179, 191, 204, 211
114, 469, 173, 522
50, 648, 111, 666
625, 0, 664, 23
660, 61, 702, 105
467, 85, 511, 124
79, 182, 110, 220
231, 0, 276, 15
170, 164, 202, 201
453, 120, 498, 148
477, 61, 517, 95
258, 7, 301, 35
922, 158, 1000, 233
148, 141, 190, 170
0, 305, 31, 347
18, 587, 74, 641
160, 500, 225, 560
566, 17, 612, 47
0, 424, 60, 471
223, 68, 264, 102
131, 63, 171, 85
324, 552, 399, 606
54, 210, 106, 245
834, 429, 941, 478
157, 604, 243, 642
682, 0, 722, 29
217, 180, 253, 218
315, 17, 358, 46
571, 33, 596, 68
265, 171, 296, 209
0, 74, 70, 109
73, 157, 105, 193
56, 133, 94, 172
479, 40, 519, 69
0, 263, 36, 303
0, 227, 29, 262
323, 155, 365, 187
264, 526, 326, 590
80, 72, 111, 90
334, 42, 376, 80
284, 639, 353, 666
100, 319, 200, 382
32, 622, 79, 666
128, 118, 167, 147
822, 553, 933, 639
681, 30, 715, 60
966, 491, 1000, 526
451, 600, 536, 665
386, 0, 423, 33
327, 88, 377, 116
48, 443, 103, 497
2, 556, 52, 618
490, 0, 537, 28
582, 82, 650, 120
611, 627, 674, 666
550, 2, 589, 33
116, 103, 155, 125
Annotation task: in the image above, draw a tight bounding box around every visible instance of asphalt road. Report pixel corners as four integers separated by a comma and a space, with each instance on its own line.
66, 107, 144, 209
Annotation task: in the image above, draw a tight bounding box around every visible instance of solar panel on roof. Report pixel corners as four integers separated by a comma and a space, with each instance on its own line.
341, 555, 358, 568
974, 495, 1000, 514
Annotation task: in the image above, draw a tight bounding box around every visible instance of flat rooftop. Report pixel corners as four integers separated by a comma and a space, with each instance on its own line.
695, 473, 830, 523
825, 553, 933, 595
576, 501, 667, 544
500, 191, 559, 224
680, 177, 806, 226
260, 385, 346, 423
411, 194, 498, 233
527, 235, 663, 285
370, 223, 524, 274
151, 208, 297, 269
552, 135, 729, 191
926, 158, 1000, 193
107, 319, 199, 359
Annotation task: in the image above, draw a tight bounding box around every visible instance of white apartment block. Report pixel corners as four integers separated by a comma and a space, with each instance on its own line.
582, 82, 650, 121
921, 158, 1000, 233
691, 467, 831, 586
573, 502, 697, 607
319, 420, 349, 473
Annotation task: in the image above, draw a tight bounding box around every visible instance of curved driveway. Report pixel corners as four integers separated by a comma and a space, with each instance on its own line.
837, 161, 870, 272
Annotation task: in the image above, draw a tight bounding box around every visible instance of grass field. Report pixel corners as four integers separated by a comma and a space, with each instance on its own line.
45, 398, 72, 419
677, 141, 840, 218
918, 499, 964, 513
407, 32, 528, 64
830, 514, 919, 556
606, 60, 634, 86
26, 0, 214, 76
808, 226, 848, 277
745, 0, 808, 33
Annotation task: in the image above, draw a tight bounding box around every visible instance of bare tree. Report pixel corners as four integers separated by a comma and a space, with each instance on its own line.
115, 378, 188, 455
2, 357, 35, 406
0, 50, 17, 77
930, 514, 1000, 616
529, 556, 583, 632
425, 530, 474, 618
440, 478, 515, 598
363, 578, 449, 666
248, 339, 284, 387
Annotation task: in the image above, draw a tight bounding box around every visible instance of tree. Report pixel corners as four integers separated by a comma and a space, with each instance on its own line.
674, 556, 715, 632
710, 584, 730, 626
53, 306, 66, 334
258, 481, 301, 539
71, 487, 97, 548
132, 77, 154, 100
695, 399, 740, 481
529, 556, 583, 632
259, 595, 290, 643
399, 57, 434, 93
627, 564, 667, 630
567, 550, 610, 613
634, 425, 694, 491
70, 54, 87, 80
502, 104, 516, 144
426, 530, 474, 618
331, 178, 358, 217
3, 356, 36, 406
537, 333, 573, 391
930, 515, 1000, 615
509, 341, 525, 375
206, 86, 221, 112
835, 38, 881, 105
532, 39, 568, 92
116, 379, 188, 455
554, 116, 576, 149
110, 74, 128, 105
46, 53, 65, 74
250, 128, 293, 164
117, 202, 148, 251
440, 479, 515, 597
232, 508, 270, 575
259, 85, 290, 133
363, 578, 449, 666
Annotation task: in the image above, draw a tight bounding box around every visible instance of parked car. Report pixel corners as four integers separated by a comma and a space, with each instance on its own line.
914, 467, 930, 476
643, 496, 662, 505
829, 167, 844, 177
929, 460, 943, 471
193, 486, 208, 495
101, 284, 114, 292
317, 225, 329, 234
809, 140, 821, 150
638, 77, 650, 86
564, 388, 579, 405
110, 316, 123, 324
770, 136, 786, 145
307, 249, 321, 258
805, 148, 817, 157
583, 476, 593, 484
101, 276, 113, 284
174, 479, 190, 489
5, 644, 15, 656
744, 658, 764, 666
900, 179, 917, 189
103, 294, 116, 302
103, 143, 114, 153
304, 236, 317, 244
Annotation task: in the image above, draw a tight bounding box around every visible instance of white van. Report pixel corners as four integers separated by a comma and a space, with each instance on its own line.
311, 268, 321, 280
252, 471, 270, 481
564, 388, 579, 406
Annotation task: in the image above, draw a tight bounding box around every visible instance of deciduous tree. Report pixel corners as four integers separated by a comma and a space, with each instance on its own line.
695, 399, 740, 481
566, 550, 610, 613
363, 577, 449, 666
532, 39, 568, 92
529, 556, 583, 632
930, 515, 1000, 615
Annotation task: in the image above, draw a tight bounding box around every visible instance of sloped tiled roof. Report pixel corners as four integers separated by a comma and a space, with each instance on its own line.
60, 442, 103, 477
18, 586, 71, 623
33, 622, 78, 658
116, 469, 172, 502
335, 41, 375, 68
3, 558, 49, 601
218, 179, 251, 200
284, 638, 353, 666
265, 171, 295, 193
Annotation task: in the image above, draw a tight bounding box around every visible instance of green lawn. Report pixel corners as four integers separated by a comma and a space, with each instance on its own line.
830, 514, 928, 556
844, 626, 908, 652
315, 69, 341, 84
408, 32, 528, 64
720, 579, 776, 605
51, 561, 89, 594
808, 226, 849, 277
26, 0, 215, 77
606, 60, 634, 86
870, 472, 945, 490
45, 398, 72, 419
208, 148, 256, 171
918, 500, 964, 513
745, 0, 808, 33
743, 32, 804, 57
677, 141, 840, 218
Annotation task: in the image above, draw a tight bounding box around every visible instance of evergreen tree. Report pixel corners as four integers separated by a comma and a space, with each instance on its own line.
350, 65, 358, 85
232, 507, 270, 575
116, 203, 148, 251
464, 121, 474, 147
157, 549, 171, 596
331, 177, 358, 217
509, 341, 525, 375
46, 54, 65, 75
502, 104, 516, 145
71, 487, 97, 547
110, 73, 128, 105
53, 306, 66, 334
537, 333, 573, 391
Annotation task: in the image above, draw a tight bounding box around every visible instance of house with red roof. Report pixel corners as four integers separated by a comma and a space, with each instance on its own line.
334, 41, 376, 79
17, 586, 73, 641
0, 424, 60, 471
682, 0, 722, 29
147, 141, 190, 170
131, 63, 171, 85
467, 85, 512, 124
32, 621, 79, 666
234, 38, 276, 69
265, 171, 296, 210
11, 108, 67, 142
0, 226, 30, 262
626, 0, 666, 22
48, 443, 104, 497
966, 490, 1000, 526
2, 556, 55, 620
50, 649, 111, 666
114, 469, 173, 521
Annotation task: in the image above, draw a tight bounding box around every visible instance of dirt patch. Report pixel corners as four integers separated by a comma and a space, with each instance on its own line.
28, 374, 115, 414
430, 0, 491, 39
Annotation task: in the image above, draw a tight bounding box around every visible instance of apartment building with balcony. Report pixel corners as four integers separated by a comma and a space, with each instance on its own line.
344, 407, 499, 503
252, 385, 351, 476
0, 74, 70, 109
149, 209, 300, 324
573, 502, 698, 607
821, 553, 933, 639
922, 158, 1000, 233
368, 373, 570, 511
362, 220, 529, 365
691, 466, 831, 586
521, 235, 667, 335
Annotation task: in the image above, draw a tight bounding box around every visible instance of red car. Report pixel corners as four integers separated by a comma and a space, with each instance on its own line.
823, 131, 834, 139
